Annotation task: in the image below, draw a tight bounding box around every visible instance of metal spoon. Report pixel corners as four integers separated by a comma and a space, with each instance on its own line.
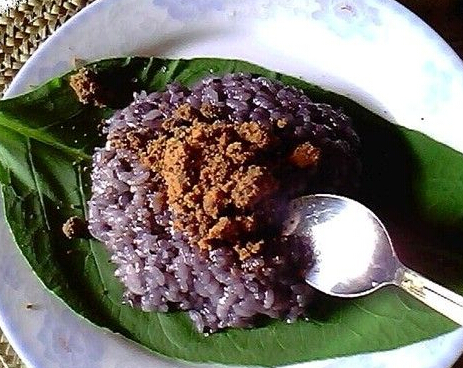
283, 193, 463, 326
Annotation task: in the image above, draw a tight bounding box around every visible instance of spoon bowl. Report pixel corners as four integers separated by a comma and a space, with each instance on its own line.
283, 194, 463, 325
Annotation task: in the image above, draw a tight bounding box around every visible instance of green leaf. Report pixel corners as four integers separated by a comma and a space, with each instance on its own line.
0, 57, 462, 367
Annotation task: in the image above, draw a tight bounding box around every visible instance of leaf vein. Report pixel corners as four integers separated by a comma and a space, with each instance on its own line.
26, 139, 51, 230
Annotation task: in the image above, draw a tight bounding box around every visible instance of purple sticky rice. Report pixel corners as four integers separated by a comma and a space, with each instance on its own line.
88, 73, 360, 332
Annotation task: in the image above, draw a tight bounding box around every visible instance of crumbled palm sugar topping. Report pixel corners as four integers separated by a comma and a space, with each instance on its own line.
288, 142, 321, 169
62, 216, 89, 239
69, 68, 105, 107
118, 103, 321, 261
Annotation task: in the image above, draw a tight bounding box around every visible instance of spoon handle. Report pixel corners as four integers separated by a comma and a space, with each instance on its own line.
396, 265, 463, 326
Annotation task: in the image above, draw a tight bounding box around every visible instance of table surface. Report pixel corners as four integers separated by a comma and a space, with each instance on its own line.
0, 0, 462, 367
400, 0, 463, 55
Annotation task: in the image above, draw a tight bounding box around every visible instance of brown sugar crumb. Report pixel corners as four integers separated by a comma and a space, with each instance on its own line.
236, 121, 276, 148
69, 68, 105, 107
162, 117, 188, 131
109, 128, 150, 151
225, 142, 253, 165
126, 131, 148, 151
288, 142, 321, 169
136, 103, 322, 262
203, 188, 226, 218
200, 103, 221, 119
139, 136, 166, 172
173, 103, 199, 121
200, 215, 257, 251
62, 216, 89, 239
161, 104, 201, 131
276, 119, 288, 128
234, 240, 264, 261
231, 166, 278, 209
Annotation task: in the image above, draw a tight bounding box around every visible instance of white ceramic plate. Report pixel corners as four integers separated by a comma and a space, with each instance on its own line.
2, 1, 463, 367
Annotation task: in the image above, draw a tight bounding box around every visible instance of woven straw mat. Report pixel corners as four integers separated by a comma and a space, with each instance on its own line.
0, 0, 95, 97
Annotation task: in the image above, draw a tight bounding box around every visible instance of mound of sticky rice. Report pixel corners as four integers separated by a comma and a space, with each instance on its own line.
88, 73, 361, 332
